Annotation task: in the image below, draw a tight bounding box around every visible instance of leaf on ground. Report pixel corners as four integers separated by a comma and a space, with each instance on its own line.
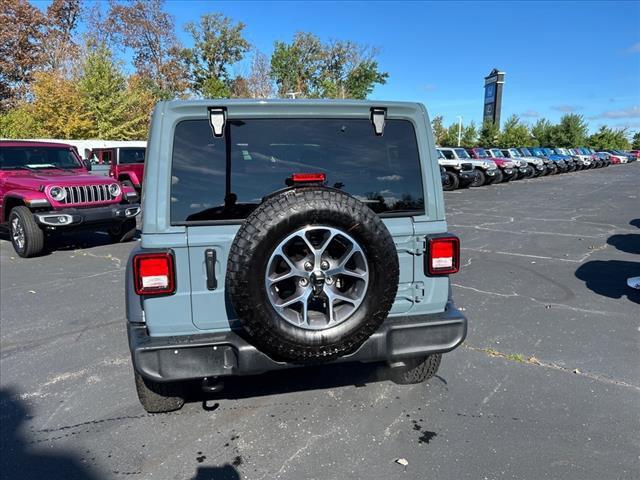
395, 458, 409, 466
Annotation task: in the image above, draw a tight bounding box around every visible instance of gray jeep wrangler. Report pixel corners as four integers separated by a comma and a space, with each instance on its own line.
126, 100, 467, 413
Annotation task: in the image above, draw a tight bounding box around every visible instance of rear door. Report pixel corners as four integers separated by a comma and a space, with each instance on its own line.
170, 110, 424, 332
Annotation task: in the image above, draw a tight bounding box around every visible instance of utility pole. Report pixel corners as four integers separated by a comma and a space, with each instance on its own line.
457, 116, 463, 147
286, 91, 302, 99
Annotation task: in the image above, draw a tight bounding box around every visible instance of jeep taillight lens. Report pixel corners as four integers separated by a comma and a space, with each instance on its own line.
133, 253, 175, 295
426, 236, 460, 275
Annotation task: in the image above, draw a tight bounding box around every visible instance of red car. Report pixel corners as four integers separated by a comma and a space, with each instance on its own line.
92, 145, 146, 193
0, 141, 140, 257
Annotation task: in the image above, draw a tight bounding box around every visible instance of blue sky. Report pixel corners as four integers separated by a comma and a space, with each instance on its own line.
36, 0, 640, 133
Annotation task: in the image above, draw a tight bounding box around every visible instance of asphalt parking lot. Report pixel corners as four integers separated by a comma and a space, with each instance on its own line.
1, 163, 638, 480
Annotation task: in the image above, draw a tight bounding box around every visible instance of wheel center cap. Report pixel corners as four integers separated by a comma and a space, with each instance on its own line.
310, 270, 325, 294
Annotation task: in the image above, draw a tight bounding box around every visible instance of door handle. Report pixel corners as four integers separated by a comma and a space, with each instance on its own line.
205, 249, 217, 290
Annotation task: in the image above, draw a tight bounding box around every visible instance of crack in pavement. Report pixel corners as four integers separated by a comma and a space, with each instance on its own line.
464, 344, 640, 391
452, 282, 617, 316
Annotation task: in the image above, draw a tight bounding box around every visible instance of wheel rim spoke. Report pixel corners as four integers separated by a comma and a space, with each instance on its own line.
11, 217, 25, 249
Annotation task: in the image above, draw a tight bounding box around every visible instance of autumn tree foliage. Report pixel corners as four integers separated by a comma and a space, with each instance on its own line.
0, 0, 47, 109
106, 0, 187, 98
0, 1, 393, 139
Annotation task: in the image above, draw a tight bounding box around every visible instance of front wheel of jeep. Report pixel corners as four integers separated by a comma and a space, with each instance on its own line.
442, 171, 459, 191
9, 206, 44, 258
492, 169, 504, 184
134, 371, 185, 413
470, 169, 485, 187
388, 354, 442, 384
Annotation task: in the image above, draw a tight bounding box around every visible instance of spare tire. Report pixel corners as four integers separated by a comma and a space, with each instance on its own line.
226, 186, 399, 362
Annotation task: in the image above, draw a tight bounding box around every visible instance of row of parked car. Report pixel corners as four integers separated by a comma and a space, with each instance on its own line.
438, 146, 638, 190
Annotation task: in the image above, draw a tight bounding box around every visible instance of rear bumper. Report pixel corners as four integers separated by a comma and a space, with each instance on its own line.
34, 204, 140, 227
129, 303, 467, 382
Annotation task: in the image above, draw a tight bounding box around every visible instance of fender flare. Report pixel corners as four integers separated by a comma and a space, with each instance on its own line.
118, 172, 141, 187
2, 191, 48, 223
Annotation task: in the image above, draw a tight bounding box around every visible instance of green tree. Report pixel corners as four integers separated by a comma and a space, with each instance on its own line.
554, 114, 588, 147
478, 121, 500, 147
587, 126, 631, 151
0, 102, 44, 138
270, 32, 324, 97
78, 44, 148, 139
270, 33, 387, 99
182, 13, 250, 97
631, 131, 640, 150
499, 115, 532, 147
531, 118, 557, 146
431, 115, 446, 145
318, 40, 387, 99
442, 123, 461, 147
460, 121, 478, 148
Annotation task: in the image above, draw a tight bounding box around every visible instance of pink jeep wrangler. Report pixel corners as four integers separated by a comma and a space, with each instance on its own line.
92, 146, 145, 193
0, 141, 140, 257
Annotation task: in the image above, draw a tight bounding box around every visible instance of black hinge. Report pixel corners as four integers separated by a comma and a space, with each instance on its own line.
205, 249, 217, 290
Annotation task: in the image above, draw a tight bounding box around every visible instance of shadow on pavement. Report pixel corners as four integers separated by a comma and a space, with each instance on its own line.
0, 388, 100, 480
190, 465, 241, 480
629, 218, 640, 229
607, 234, 640, 255
575, 260, 640, 305
187, 360, 402, 404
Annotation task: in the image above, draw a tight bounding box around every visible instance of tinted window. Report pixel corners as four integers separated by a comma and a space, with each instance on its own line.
0, 146, 82, 170
475, 148, 488, 158
119, 148, 146, 164
454, 148, 470, 159
170, 119, 425, 223
440, 149, 455, 159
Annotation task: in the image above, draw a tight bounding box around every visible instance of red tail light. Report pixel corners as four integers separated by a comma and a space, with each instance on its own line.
133, 252, 175, 295
291, 173, 326, 183
426, 236, 460, 275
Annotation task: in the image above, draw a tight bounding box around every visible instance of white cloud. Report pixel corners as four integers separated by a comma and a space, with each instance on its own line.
521, 110, 539, 118
551, 105, 583, 113
376, 175, 403, 181
589, 105, 640, 119
627, 42, 640, 53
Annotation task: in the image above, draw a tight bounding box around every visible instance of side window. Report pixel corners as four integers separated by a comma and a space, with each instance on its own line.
441, 150, 455, 160
101, 150, 112, 165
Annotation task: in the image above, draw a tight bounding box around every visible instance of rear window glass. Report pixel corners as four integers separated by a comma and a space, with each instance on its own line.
170, 118, 425, 223
119, 148, 145, 164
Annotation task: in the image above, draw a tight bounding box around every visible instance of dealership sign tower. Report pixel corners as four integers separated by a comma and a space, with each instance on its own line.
483, 68, 505, 127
